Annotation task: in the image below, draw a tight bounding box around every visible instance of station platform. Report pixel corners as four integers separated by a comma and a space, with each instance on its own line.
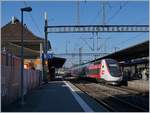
2, 79, 108, 112
127, 80, 149, 92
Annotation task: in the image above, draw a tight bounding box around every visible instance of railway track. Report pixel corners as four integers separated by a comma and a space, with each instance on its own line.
69, 78, 149, 112
98, 82, 148, 95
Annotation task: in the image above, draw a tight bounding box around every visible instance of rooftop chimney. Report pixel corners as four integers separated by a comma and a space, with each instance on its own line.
11, 16, 15, 24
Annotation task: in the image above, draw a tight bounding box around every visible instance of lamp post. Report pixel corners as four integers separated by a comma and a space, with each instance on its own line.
20, 7, 32, 105
44, 12, 48, 83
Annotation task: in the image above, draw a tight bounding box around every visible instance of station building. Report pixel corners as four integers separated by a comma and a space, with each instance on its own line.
1, 17, 52, 70
1, 17, 66, 79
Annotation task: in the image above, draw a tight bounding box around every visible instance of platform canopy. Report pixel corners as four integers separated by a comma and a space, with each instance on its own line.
48, 57, 66, 68
93, 40, 149, 62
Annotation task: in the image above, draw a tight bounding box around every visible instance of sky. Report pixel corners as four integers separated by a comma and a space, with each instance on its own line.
1, 1, 149, 67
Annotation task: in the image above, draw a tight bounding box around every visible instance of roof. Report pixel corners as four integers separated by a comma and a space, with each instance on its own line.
1, 18, 51, 58
119, 58, 149, 66
6, 42, 40, 59
48, 57, 66, 68
94, 40, 149, 62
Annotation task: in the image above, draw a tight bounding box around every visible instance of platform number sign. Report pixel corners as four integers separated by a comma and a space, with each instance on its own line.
47, 53, 53, 59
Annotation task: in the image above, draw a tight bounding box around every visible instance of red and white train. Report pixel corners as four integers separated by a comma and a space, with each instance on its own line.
70, 59, 123, 85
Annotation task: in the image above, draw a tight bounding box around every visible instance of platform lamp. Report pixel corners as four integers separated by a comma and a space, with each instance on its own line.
20, 6, 32, 105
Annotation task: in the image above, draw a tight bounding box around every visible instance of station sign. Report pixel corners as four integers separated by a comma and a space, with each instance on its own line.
42, 53, 53, 60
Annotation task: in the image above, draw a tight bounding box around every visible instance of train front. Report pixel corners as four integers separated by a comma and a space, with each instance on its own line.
102, 59, 123, 85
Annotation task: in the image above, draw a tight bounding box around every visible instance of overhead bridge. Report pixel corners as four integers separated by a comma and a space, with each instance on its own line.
46, 25, 149, 33
53, 53, 109, 56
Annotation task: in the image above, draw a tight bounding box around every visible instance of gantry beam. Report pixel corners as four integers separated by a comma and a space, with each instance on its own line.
53, 53, 108, 56
47, 25, 149, 33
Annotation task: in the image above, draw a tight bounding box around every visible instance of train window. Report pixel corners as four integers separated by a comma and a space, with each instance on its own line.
87, 69, 100, 75
106, 59, 121, 77
106, 59, 118, 64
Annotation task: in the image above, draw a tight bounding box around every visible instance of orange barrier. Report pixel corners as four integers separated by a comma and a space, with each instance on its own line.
1, 52, 42, 107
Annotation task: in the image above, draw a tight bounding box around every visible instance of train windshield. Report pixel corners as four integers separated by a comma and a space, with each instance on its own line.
106, 59, 121, 77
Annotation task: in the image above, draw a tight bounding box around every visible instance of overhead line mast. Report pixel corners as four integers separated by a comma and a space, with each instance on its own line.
102, 1, 106, 25
77, 1, 80, 25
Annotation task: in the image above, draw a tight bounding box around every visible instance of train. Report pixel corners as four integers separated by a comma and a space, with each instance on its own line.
70, 58, 123, 85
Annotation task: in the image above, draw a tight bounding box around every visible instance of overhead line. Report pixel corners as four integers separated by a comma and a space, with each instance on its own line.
115, 10, 148, 48
23, 1, 43, 36
116, 33, 147, 46
81, 38, 94, 51
107, 1, 128, 23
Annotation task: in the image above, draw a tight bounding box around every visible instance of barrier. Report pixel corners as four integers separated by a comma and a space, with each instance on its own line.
1, 52, 42, 107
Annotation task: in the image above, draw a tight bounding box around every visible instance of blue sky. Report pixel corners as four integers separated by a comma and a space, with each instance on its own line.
1, 1, 149, 66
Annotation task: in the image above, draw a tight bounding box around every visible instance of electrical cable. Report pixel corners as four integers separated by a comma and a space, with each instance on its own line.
23, 1, 43, 36
107, 1, 128, 23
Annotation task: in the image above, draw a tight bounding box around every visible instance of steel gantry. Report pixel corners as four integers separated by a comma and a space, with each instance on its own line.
46, 25, 149, 33
53, 52, 108, 56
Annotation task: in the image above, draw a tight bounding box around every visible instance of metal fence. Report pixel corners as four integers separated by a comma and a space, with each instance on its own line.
1, 52, 42, 107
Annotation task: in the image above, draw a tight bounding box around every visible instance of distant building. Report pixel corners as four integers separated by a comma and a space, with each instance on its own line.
1, 17, 51, 70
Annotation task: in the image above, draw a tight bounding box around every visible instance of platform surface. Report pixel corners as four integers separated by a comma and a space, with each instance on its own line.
127, 80, 149, 92
2, 79, 108, 112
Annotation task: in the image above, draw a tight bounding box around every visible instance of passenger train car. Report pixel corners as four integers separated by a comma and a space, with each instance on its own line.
70, 59, 123, 84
